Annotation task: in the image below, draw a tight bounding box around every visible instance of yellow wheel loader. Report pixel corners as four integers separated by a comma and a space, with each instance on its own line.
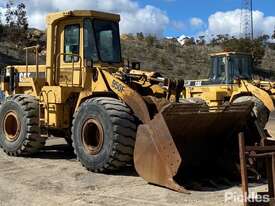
184, 52, 275, 129
0, 10, 254, 192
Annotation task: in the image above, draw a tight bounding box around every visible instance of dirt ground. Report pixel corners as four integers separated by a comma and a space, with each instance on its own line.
0, 114, 274, 206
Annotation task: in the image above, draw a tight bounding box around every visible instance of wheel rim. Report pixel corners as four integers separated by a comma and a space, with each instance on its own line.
3, 111, 21, 142
81, 118, 104, 155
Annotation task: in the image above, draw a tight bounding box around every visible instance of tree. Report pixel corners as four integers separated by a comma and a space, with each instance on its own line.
197, 36, 206, 45
136, 32, 144, 41
220, 37, 265, 66
261, 34, 270, 41
5, 0, 15, 27
183, 37, 195, 46
14, 3, 28, 30
272, 28, 275, 40
145, 34, 157, 47
258, 34, 270, 46
4, 1, 28, 44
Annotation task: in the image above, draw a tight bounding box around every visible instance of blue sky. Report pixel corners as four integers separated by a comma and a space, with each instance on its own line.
0, 0, 275, 38
141, 0, 275, 36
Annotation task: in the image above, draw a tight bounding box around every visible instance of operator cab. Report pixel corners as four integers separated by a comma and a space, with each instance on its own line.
55, 11, 122, 65
209, 52, 253, 84
45, 10, 122, 86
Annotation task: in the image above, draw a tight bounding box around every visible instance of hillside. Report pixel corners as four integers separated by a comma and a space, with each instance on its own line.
1, 33, 275, 80
121, 38, 219, 79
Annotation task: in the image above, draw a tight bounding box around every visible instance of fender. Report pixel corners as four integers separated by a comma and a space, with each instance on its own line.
74, 68, 151, 124
230, 80, 275, 112
101, 70, 151, 124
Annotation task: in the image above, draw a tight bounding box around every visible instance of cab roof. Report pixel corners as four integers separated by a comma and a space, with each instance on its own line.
46, 10, 120, 25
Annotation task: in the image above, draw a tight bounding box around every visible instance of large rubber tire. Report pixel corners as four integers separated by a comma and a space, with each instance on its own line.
0, 95, 45, 156
64, 134, 73, 146
72, 97, 137, 172
233, 96, 270, 128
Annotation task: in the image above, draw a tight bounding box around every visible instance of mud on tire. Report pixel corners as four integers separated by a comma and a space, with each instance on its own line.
72, 97, 137, 172
0, 95, 45, 156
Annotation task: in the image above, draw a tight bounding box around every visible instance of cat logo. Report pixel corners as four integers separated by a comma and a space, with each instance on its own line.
19, 72, 31, 82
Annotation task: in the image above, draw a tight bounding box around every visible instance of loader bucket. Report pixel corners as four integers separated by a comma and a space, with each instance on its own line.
134, 102, 253, 193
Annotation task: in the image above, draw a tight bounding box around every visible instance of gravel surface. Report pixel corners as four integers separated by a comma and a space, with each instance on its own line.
0, 113, 274, 206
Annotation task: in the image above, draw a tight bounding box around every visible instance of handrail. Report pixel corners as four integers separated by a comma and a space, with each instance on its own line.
55, 53, 83, 86
24, 45, 39, 79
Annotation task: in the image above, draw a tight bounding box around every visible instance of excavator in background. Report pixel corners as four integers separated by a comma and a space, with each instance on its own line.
0, 10, 254, 192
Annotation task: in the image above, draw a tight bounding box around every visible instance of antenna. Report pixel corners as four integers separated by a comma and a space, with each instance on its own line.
240, 0, 253, 40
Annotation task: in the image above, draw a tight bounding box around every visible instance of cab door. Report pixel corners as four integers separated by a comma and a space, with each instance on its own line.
57, 19, 83, 87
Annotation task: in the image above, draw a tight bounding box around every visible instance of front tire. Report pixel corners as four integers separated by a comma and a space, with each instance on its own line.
233, 96, 270, 129
0, 95, 45, 156
72, 97, 137, 172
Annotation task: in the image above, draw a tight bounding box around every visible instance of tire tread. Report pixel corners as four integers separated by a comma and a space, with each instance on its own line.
0, 95, 46, 156
72, 97, 137, 172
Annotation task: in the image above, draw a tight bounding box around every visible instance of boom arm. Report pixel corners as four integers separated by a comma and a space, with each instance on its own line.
230, 80, 275, 112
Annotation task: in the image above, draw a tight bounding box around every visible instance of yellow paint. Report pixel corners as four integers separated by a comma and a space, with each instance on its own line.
1, 10, 168, 129
184, 52, 275, 112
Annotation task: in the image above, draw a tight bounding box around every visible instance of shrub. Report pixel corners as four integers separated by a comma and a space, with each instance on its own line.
145, 35, 157, 47
221, 37, 265, 66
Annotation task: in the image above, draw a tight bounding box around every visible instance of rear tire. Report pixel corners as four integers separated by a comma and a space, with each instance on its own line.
72, 97, 137, 172
233, 96, 270, 128
0, 95, 45, 156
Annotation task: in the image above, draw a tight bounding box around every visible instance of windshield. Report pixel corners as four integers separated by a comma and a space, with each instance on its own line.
84, 19, 121, 63
228, 55, 252, 80
209, 56, 226, 82
84, 19, 99, 62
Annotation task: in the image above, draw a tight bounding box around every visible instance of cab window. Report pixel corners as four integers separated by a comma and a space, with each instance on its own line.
93, 19, 121, 63
210, 56, 226, 82
84, 19, 98, 62
228, 55, 252, 81
64, 24, 80, 62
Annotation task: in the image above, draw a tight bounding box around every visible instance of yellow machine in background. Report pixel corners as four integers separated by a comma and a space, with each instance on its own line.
184, 52, 275, 128
0, 10, 254, 192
